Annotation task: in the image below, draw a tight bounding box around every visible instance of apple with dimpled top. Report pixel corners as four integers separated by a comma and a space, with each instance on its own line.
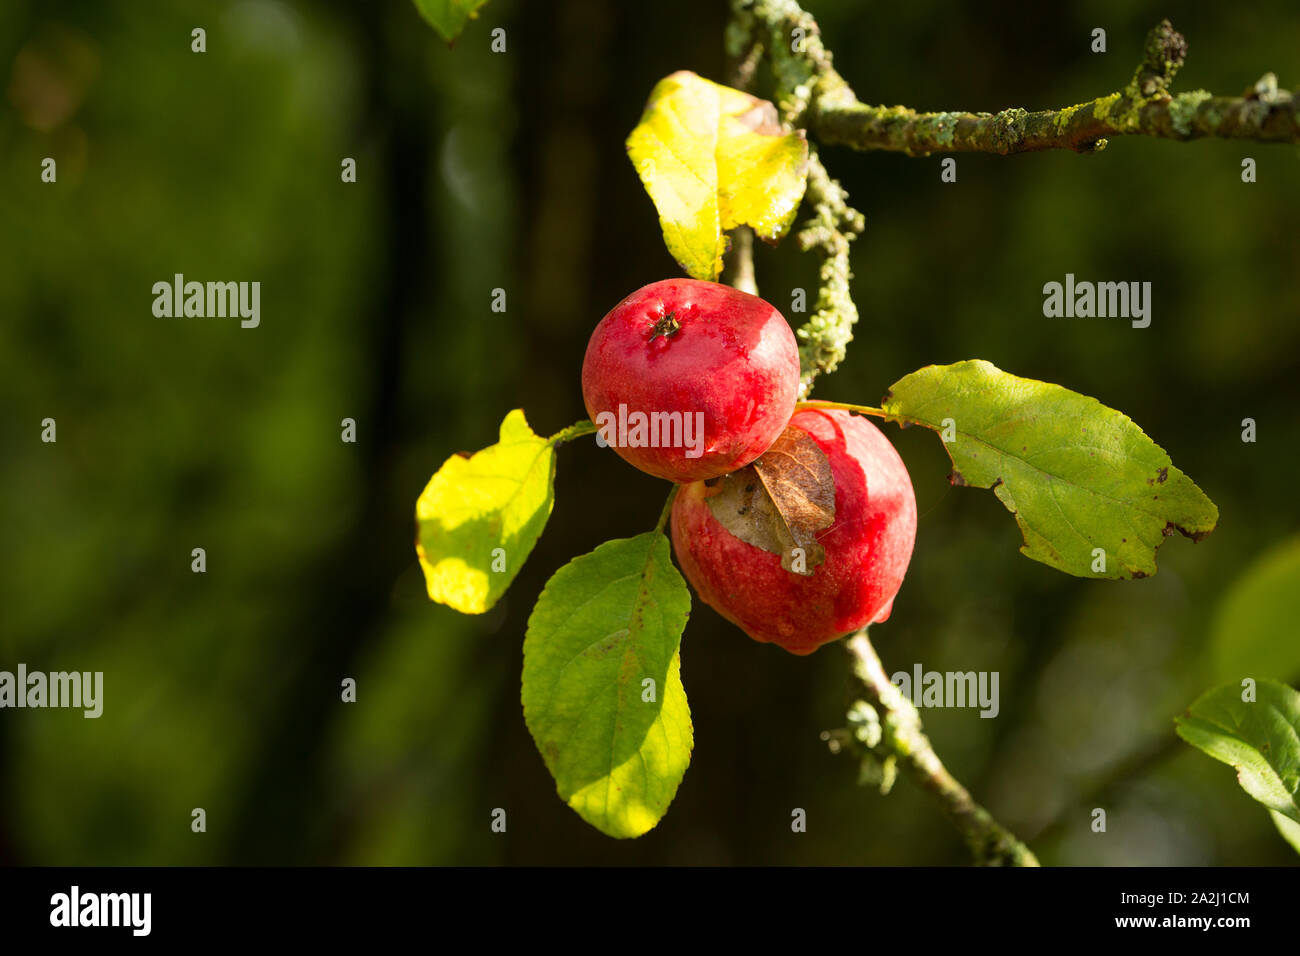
581, 278, 800, 484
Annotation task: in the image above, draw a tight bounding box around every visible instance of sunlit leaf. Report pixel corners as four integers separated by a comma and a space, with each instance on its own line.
415, 409, 556, 614
522, 533, 692, 838
882, 359, 1218, 579
626, 70, 808, 280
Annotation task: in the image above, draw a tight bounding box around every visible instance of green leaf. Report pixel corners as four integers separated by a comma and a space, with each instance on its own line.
1272, 810, 1300, 856
1209, 536, 1300, 686
626, 70, 808, 280
415, 409, 556, 614
411, 0, 488, 43
881, 359, 1218, 579
1176, 680, 1300, 824
522, 533, 693, 838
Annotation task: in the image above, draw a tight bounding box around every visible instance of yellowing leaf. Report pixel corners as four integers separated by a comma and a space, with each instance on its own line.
626, 70, 808, 280
415, 409, 557, 614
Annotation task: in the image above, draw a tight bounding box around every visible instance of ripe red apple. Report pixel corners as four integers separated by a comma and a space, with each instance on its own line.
581, 278, 800, 483
670, 408, 917, 655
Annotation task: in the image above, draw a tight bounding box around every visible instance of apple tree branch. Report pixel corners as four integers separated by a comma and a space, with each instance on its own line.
724, 1, 1288, 865
728, 1, 1297, 388
837, 631, 1040, 867
736, 1, 1298, 155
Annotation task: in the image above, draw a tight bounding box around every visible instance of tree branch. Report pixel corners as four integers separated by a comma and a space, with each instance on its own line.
835, 631, 1040, 866
793, 147, 862, 392
739, 0, 1299, 155
726, 0, 861, 390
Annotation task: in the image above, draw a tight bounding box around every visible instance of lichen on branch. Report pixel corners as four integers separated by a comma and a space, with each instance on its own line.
726, 2, 861, 390
793, 147, 862, 392
734, 1, 1300, 155
842, 631, 1040, 867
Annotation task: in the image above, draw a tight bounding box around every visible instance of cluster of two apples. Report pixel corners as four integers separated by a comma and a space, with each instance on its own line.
582, 279, 917, 656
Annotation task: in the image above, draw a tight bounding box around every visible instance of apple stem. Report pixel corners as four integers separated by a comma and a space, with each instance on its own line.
655, 486, 678, 535
844, 630, 1041, 867
549, 419, 598, 445
796, 399, 888, 419
725, 227, 758, 296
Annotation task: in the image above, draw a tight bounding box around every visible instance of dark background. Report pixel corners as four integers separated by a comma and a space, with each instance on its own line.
1, 0, 1297, 865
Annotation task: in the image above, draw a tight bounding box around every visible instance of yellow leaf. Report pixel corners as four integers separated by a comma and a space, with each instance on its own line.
415, 410, 557, 614
626, 71, 808, 280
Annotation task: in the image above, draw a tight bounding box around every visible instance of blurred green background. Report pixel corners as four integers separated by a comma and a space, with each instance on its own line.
1, 0, 1297, 865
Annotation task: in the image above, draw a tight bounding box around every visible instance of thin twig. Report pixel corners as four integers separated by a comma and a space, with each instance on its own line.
844, 631, 1039, 866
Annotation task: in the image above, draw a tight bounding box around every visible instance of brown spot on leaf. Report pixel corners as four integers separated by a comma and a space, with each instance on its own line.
949, 471, 968, 487
1172, 523, 1215, 544
732, 98, 782, 136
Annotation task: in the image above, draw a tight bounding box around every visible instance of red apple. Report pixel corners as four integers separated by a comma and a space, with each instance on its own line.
581, 278, 800, 483
670, 408, 917, 655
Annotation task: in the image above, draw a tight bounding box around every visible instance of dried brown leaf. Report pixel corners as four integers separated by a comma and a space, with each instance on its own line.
705, 426, 837, 575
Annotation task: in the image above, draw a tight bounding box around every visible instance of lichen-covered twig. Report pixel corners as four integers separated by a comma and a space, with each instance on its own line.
793, 148, 862, 392
841, 632, 1040, 866
735, 1, 1299, 155
726, 2, 1300, 396
726, 2, 862, 390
